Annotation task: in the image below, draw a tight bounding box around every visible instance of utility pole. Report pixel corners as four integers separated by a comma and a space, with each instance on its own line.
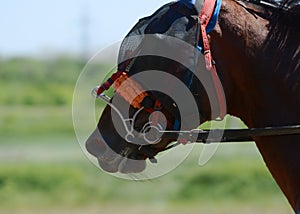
80, 0, 90, 62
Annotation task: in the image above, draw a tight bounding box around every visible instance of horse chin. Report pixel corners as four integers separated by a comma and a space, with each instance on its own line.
118, 158, 146, 174
86, 132, 146, 174
97, 150, 147, 174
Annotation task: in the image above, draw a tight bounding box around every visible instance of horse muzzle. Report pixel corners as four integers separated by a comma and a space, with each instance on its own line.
85, 129, 147, 174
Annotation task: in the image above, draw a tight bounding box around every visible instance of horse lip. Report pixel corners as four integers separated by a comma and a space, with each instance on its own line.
99, 149, 147, 174
98, 160, 118, 173
85, 129, 147, 174
86, 138, 107, 157
85, 129, 121, 173
98, 154, 123, 173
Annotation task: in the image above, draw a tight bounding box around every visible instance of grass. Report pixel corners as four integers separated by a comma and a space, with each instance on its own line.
0, 140, 292, 212
0, 57, 293, 213
0, 56, 111, 107
0, 57, 82, 106
0, 106, 73, 140
176, 159, 279, 201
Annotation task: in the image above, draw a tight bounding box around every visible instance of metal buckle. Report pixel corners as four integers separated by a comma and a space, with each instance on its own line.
92, 86, 162, 145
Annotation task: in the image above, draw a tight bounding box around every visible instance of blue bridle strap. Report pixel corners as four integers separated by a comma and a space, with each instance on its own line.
179, 0, 222, 33
179, 0, 222, 53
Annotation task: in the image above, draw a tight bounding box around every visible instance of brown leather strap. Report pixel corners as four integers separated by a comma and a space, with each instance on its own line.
199, 0, 227, 119
199, 0, 217, 71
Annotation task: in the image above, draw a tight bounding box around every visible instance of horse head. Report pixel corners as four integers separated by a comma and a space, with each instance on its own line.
86, 55, 214, 174
84, 0, 227, 174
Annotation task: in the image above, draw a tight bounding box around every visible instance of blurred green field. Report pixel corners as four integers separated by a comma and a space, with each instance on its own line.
0, 141, 292, 214
0, 57, 293, 213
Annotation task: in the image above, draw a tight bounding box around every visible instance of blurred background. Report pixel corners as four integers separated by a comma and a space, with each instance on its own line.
0, 0, 293, 213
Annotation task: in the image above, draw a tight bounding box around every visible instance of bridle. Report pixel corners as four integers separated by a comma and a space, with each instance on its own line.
92, 0, 300, 162
93, 88, 300, 164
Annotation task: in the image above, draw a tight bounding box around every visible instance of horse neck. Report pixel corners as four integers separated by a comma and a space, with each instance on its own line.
210, 1, 300, 211
210, 0, 300, 127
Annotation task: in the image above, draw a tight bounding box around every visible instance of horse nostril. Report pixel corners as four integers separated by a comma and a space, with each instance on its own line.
85, 129, 107, 157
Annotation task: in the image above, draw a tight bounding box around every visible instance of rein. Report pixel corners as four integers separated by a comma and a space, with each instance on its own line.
163, 125, 300, 144
158, 125, 300, 154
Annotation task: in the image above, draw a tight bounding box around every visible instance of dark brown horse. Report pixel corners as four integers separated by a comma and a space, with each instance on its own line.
86, 0, 300, 212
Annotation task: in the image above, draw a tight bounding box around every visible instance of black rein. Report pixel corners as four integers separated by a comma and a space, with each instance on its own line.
161, 125, 300, 145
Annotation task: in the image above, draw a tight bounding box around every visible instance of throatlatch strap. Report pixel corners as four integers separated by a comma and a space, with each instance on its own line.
96, 71, 123, 95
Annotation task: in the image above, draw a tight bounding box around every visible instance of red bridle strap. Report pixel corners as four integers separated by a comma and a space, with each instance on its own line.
199, 0, 227, 119
96, 70, 123, 95
200, 0, 216, 70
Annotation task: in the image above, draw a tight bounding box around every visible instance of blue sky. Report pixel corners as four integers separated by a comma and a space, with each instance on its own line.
0, 0, 171, 57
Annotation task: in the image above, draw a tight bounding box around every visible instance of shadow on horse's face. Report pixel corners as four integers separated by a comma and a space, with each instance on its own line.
86, 94, 177, 174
